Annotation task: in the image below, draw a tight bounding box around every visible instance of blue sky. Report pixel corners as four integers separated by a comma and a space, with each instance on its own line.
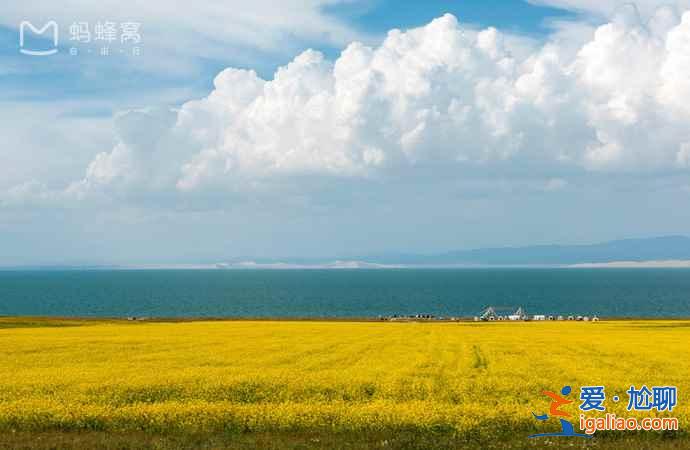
1, 0, 578, 106
1, 0, 690, 265
331, 0, 576, 36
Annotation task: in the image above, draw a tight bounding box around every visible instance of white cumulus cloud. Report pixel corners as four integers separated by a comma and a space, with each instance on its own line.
4, 9, 690, 208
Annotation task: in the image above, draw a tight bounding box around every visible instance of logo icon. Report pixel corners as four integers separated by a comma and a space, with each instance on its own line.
19, 21, 59, 56
529, 385, 591, 439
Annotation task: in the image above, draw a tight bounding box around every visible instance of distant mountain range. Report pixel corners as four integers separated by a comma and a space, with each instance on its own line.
362, 236, 690, 266
215, 236, 690, 269
6, 236, 690, 270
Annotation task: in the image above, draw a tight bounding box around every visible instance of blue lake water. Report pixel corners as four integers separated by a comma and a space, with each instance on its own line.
1, 268, 690, 318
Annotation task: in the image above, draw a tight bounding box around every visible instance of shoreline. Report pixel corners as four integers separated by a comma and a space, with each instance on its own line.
2, 315, 690, 323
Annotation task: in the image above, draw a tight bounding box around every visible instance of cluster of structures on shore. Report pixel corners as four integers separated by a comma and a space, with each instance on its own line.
381, 306, 599, 322
385, 313, 444, 321
475, 306, 599, 322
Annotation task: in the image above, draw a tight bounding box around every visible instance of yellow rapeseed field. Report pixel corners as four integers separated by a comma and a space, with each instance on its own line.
0, 318, 688, 439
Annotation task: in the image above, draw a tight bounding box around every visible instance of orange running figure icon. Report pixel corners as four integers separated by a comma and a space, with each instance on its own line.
542, 389, 573, 417
529, 385, 591, 439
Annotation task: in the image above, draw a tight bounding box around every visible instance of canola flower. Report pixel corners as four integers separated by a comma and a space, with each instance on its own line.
0, 318, 687, 436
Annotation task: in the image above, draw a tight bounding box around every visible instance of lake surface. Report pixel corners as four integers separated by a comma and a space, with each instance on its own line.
1, 268, 690, 318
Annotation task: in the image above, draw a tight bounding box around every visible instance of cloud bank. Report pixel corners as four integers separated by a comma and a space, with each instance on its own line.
4, 7, 690, 208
